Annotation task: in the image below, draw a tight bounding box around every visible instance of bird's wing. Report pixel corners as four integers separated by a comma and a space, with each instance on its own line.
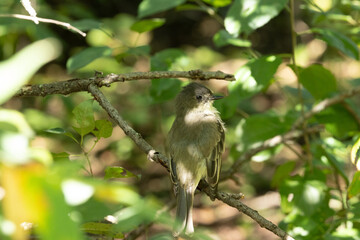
169, 155, 179, 196
206, 119, 225, 199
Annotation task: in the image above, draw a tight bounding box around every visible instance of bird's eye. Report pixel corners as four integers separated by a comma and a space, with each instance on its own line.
196, 95, 202, 100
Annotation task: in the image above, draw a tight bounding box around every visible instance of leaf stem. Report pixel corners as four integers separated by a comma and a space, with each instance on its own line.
289, 0, 312, 165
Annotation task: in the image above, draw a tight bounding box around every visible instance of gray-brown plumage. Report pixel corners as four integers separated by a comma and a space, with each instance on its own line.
167, 82, 225, 236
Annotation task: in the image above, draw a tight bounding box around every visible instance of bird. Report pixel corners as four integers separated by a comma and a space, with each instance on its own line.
167, 82, 225, 237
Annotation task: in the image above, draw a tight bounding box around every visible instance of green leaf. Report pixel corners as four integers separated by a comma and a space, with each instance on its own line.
217, 55, 282, 118
225, 0, 288, 36
131, 18, 165, 33
38, 173, 83, 240
280, 177, 329, 216
67, 46, 113, 73
24, 109, 63, 132
72, 100, 95, 137
45, 128, 79, 143
71, 19, 102, 31
150, 49, 187, 102
202, 0, 232, 7
104, 166, 139, 180
315, 104, 358, 138
312, 28, 359, 60
127, 45, 151, 56
150, 48, 189, 71
322, 149, 349, 185
348, 171, 360, 198
271, 161, 296, 188
150, 79, 182, 103
213, 30, 251, 48
93, 119, 113, 139
236, 110, 294, 151
52, 152, 70, 161
81, 222, 124, 238
0, 38, 61, 104
299, 64, 337, 100
138, 0, 186, 18
176, 4, 202, 11
351, 137, 360, 170
45, 127, 67, 134
325, 228, 360, 240
231, 55, 282, 97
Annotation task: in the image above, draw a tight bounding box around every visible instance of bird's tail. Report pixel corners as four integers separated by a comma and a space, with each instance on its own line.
173, 186, 194, 237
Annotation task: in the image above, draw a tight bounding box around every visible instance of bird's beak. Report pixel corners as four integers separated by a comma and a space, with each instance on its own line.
211, 95, 224, 100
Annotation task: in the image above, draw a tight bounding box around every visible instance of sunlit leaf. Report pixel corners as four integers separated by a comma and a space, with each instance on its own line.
0, 38, 61, 104
94, 183, 140, 205
0, 110, 34, 164
225, 0, 288, 36
175, 4, 202, 11
104, 166, 139, 180
312, 28, 359, 60
113, 199, 160, 232
1, 164, 83, 240
81, 222, 124, 238
299, 64, 337, 100
202, 0, 232, 7
213, 30, 251, 48
271, 161, 296, 188
351, 137, 360, 170
72, 100, 95, 137
67, 46, 113, 73
315, 104, 358, 138
138, 0, 186, 18
45, 128, 66, 134
323, 149, 349, 185
348, 171, 360, 198
150, 49, 187, 102
216, 55, 282, 118
52, 152, 70, 161
131, 18, 165, 33
280, 176, 330, 216
93, 119, 113, 139
62, 180, 95, 206
235, 110, 293, 151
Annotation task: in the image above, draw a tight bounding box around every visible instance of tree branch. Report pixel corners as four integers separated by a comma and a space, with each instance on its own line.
88, 83, 169, 171
292, 86, 360, 129
14, 70, 235, 97
214, 190, 294, 240
224, 85, 360, 179
0, 14, 86, 37
87, 83, 293, 240
221, 125, 323, 180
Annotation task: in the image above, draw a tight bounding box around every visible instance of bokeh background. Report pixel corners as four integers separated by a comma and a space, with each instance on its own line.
1, 0, 360, 239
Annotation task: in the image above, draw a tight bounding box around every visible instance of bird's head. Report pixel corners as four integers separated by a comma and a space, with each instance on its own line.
175, 82, 223, 115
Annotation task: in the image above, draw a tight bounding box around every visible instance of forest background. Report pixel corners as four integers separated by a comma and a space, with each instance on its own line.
1, 0, 360, 240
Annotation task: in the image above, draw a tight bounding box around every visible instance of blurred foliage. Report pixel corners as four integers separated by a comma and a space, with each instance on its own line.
1, 0, 360, 240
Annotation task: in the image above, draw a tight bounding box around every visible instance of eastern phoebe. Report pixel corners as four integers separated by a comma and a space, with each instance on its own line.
167, 82, 225, 237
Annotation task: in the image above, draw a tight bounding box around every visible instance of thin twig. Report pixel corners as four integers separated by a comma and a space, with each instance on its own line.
341, 101, 360, 127
88, 83, 169, 170
14, 70, 235, 97
198, 184, 295, 240
293, 86, 360, 129
289, 0, 312, 162
0, 14, 86, 37
225, 84, 360, 179
222, 125, 323, 180
87, 84, 293, 240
